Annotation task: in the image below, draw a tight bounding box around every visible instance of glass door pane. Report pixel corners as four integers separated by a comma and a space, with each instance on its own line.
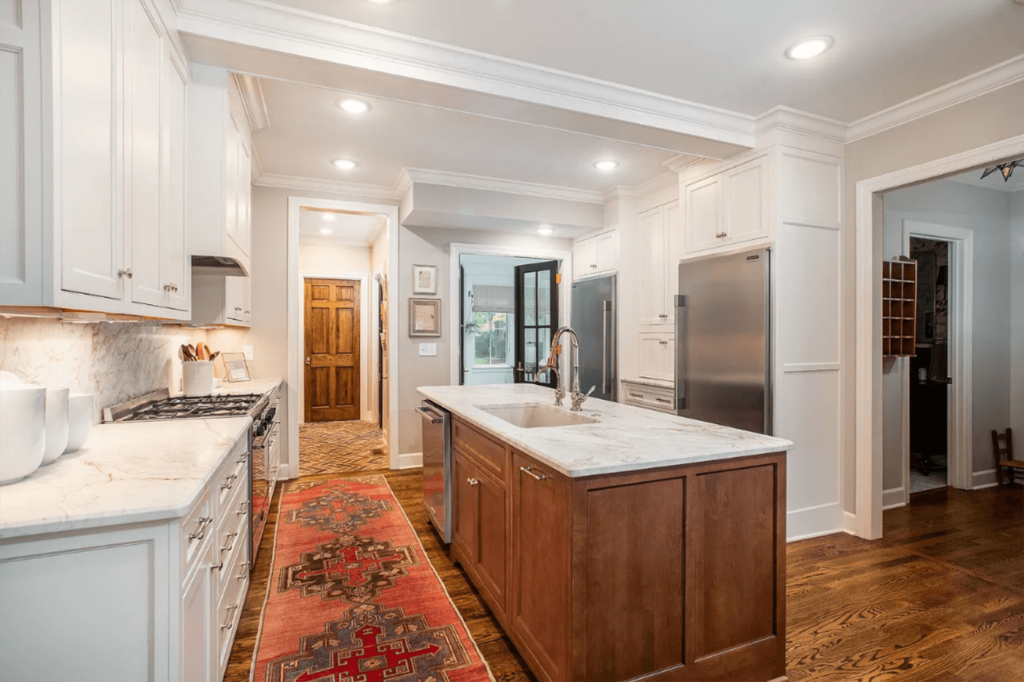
515, 260, 560, 388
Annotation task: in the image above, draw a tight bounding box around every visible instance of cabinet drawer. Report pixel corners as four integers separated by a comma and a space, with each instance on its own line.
214, 442, 248, 513
180, 491, 213, 580
452, 418, 508, 482
215, 554, 248, 676
214, 500, 250, 600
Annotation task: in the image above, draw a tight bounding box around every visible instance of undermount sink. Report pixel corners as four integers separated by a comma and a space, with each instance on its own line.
478, 403, 599, 429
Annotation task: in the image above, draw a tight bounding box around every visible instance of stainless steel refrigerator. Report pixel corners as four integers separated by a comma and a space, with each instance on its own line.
675, 247, 771, 434
571, 274, 616, 401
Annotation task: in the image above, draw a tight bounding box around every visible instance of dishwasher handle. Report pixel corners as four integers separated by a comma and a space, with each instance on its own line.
416, 404, 445, 424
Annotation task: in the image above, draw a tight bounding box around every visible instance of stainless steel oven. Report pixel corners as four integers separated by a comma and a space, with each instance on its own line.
250, 386, 280, 565
418, 401, 451, 543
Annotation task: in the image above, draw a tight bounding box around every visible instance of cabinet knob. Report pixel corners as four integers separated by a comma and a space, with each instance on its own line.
467, 478, 479, 486
163, 283, 178, 292
715, 231, 728, 239
235, 307, 242, 311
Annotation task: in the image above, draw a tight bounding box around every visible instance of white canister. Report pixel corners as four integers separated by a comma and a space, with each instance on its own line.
0, 383, 46, 484
41, 387, 70, 464
183, 361, 214, 397
64, 393, 94, 454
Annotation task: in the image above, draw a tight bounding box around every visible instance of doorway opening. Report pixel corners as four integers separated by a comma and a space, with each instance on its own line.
303, 277, 362, 422
458, 254, 560, 387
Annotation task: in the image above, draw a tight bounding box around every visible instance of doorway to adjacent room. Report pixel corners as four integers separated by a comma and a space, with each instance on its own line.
303, 277, 361, 422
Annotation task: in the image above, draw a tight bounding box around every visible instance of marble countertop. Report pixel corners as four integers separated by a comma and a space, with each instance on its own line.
417, 384, 793, 478
0, 417, 251, 540
173, 377, 283, 398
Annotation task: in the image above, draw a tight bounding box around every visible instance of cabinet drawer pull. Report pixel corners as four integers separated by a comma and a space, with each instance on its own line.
659, 314, 668, 318
234, 307, 242, 311
237, 500, 248, 515
220, 531, 239, 553
629, 392, 644, 399
467, 478, 479, 486
715, 231, 728, 238
221, 473, 237, 490
236, 452, 248, 464
520, 466, 547, 481
590, 264, 597, 269
659, 340, 669, 345
188, 516, 213, 540
221, 604, 238, 629
237, 561, 250, 580
210, 561, 223, 571
655, 397, 672, 404
117, 269, 134, 279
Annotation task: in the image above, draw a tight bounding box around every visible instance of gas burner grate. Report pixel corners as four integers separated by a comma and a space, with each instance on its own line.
115, 393, 265, 421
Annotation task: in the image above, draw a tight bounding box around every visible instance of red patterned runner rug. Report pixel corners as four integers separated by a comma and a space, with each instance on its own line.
251, 475, 494, 682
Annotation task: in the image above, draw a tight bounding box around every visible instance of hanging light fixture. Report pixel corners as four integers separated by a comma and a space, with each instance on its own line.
980, 159, 1023, 182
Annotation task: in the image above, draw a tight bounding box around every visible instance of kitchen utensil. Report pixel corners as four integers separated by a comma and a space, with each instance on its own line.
41, 386, 70, 464
196, 343, 205, 360
64, 393, 94, 453
0, 383, 46, 484
199, 343, 210, 360
209, 351, 220, 362
183, 361, 214, 396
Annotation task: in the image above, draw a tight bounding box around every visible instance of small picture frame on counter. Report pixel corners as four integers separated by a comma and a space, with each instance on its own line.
412, 264, 437, 295
222, 352, 251, 382
409, 298, 441, 337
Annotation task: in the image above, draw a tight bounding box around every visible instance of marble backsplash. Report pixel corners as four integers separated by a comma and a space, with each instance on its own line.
0, 318, 250, 424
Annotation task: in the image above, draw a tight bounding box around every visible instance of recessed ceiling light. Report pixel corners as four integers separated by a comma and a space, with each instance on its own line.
322, 214, 336, 221
320, 228, 333, 235
333, 159, 357, 170
338, 99, 369, 114
365, 0, 393, 4
537, 226, 554, 236
786, 36, 833, 60
594, 160, 618, 171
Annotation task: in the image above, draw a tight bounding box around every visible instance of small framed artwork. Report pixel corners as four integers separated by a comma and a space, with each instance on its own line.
412, 264, 437, 295
222, 352, 252, 382
409, 298, 441, 337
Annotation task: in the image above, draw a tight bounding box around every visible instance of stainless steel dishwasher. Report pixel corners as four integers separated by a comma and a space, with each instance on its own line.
418, 401, 451, 543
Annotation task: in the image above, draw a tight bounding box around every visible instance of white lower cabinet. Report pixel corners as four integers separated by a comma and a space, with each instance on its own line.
0, 439, 250, 682
638, 332, 674, 382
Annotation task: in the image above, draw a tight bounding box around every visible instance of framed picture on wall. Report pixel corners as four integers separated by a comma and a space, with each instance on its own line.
410, 298, 442, 337
412, 264, 437, 294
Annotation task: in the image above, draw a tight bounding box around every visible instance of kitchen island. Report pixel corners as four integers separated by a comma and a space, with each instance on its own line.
418, 384, 793, 682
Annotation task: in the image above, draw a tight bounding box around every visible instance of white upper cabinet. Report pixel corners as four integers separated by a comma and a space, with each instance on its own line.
683, 155, 768, 256
0, 0, 190, 318
573, 229, 617, 279
638, 201, 679, 327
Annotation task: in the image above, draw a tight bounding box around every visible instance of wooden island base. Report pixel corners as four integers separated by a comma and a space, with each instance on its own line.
448, 416, 787, 682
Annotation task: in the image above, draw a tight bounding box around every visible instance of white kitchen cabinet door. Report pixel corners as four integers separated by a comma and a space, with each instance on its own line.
224, 114, 239, 252
161, 48, 189, 311
594, 231, 617, 273
56, 0, 126, 301
233, 133, 252, 257
638, 333, 674, 382
683, 174, 723, 255
638, 207, 668, 326
574, 235, 598, 278
723, 155, 769, 245
664, 201, 680, 311
180, 541, 215, 682
126, 0, 165, 308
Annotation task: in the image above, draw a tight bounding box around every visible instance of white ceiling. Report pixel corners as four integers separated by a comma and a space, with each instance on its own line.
298, 208, 385, 245
254, 78, 680, 191
265, 0, 1024, 123
946, 164, 1024, 193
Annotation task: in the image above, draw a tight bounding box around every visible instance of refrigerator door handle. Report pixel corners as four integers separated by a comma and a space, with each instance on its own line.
602, 300, 612, 394
674, 295, 688, 411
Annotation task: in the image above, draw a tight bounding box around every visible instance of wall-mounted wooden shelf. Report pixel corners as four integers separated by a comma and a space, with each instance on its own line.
882, 258, 917, 358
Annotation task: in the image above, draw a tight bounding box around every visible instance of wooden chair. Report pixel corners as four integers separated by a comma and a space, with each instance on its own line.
992, 429, 1023, 486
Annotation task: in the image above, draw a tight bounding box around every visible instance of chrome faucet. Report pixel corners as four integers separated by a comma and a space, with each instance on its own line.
534, 326, 594, 411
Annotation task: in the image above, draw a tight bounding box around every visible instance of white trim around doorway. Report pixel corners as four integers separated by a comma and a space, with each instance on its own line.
853, 133, 1024, 539
448, 243, 574, 386
897, 221, 974, 504
298, 271, 371, 424
286, 197, 400, 477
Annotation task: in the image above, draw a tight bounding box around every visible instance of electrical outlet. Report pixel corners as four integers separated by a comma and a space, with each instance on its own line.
419, 343, 437, 357
242, 345, 254, 361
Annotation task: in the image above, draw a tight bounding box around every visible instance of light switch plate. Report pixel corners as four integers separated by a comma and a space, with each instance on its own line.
242, 345, 254, 361
419, 343, 437, 357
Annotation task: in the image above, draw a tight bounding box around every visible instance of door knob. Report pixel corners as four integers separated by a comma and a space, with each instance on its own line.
305, 357, 311, 365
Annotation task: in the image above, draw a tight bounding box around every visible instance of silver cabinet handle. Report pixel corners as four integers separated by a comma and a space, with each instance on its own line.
221, 473, 237, 490
629, 392, 643, 399
520, 466, 547, 481
189, 516, 212, 540
210, 561, 223, 571
655, 397, 672, 404
237, 500, 248, 515
659, 314, 669, 318
221, 604, 238, 629
220, 531, 238, 553
660, 340, 669, 345
236, 452, 248, 464
715, 231, 728, 238
164, 284, 174, 292
467, 478, 479, 486
117, 269, 133, 279
237, 561, 250, 580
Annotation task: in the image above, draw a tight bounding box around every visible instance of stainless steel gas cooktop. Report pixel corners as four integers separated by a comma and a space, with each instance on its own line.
103, 389, 266, 422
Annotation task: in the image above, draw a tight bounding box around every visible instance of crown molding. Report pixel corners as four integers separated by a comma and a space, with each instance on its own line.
630, 172, 678, 200
755, 106, 848, 144
231, 73, 271, 131
174, 0, 756, 149
404, 168, 605, 205
846, 54, 1024, 144
255, 173, 406, 200
663, 153, 707, 173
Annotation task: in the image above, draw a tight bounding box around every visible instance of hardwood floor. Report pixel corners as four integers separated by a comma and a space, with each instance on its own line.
227, 460, 1022, 682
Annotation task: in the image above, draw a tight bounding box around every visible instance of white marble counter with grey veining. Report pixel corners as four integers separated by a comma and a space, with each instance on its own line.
417, 384, 793, 478
0, 417, 252, 540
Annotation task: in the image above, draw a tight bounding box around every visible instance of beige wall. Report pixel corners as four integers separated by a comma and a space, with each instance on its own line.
1011, 192, 1024, 454
842, 80, 1024, 511
397, 226, 573, 455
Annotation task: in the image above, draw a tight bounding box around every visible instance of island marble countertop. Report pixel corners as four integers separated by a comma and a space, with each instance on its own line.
0, 417, 251, 540
417, 384, 793, 478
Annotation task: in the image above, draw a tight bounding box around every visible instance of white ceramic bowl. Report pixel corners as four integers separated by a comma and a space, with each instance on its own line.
41, 387, 70, 464
0, 383, 46, 484
64, 393, 94, 453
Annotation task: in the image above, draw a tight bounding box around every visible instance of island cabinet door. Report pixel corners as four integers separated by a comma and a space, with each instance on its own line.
451, 450, 478, 571
510, 452, 572, 682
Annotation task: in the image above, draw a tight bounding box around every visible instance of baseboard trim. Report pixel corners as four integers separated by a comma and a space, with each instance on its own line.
972, 468, 998, 489
842, 510, 858, 535
395, 452, 423, 470
787, 501, 844, 542
882, 486, 906, 510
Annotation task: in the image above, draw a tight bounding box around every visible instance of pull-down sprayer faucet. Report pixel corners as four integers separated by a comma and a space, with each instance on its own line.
534, 326, 594, 411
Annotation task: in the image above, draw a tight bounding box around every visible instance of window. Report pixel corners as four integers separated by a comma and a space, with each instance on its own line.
472, 312, 510, 366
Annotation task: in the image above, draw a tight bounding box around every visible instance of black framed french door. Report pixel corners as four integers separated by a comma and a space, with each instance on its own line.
514, 261, 559, 388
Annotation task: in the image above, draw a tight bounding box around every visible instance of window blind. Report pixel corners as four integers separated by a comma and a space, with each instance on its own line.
472, 285, 515, 313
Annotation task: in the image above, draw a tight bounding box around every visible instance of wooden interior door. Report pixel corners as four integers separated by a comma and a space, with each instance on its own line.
305, 278, 361, 422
